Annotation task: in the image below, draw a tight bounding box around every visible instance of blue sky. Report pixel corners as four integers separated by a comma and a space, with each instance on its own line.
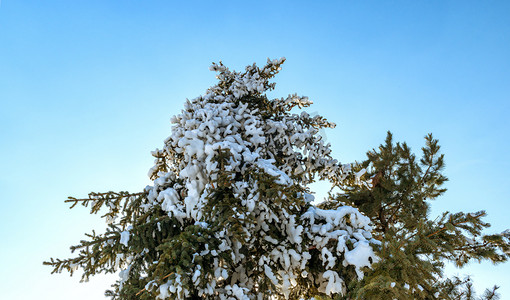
1, 1, 509, 298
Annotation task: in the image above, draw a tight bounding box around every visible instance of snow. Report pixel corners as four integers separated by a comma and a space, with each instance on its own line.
344, 240, 377, 279
192, 269, 201, 284
323, 270, 345, 295
255, 158, 291, 185
158, 188, 186, 222
119, 230, 130, 247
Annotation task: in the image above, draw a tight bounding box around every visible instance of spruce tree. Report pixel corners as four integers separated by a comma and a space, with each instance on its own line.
326, 132, 510, 299
45, 58, 380, 299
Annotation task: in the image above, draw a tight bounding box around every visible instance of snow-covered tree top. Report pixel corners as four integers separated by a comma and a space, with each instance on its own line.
46, 58, 379, 300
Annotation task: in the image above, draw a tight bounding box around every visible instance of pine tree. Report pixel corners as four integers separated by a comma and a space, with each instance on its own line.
45, 58, 381, 299
325, 132, 510, 299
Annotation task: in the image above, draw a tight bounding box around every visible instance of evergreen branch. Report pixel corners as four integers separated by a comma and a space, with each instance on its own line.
69, 232, 119, 252
66, 192, 146, 213
426, 212, 485, 239
415, 241, 492, 256
66, 192, 145, 204
43, 256, 86, 276
386, 199, 404, 227
481, 285, 500, 300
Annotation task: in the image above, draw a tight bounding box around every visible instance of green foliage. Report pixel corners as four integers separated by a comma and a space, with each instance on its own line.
324, 132, 510, 299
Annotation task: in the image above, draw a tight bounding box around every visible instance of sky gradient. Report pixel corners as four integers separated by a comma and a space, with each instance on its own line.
1, 1, 509, 298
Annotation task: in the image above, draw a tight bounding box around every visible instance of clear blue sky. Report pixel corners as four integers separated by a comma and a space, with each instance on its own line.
1, 1, 509, 298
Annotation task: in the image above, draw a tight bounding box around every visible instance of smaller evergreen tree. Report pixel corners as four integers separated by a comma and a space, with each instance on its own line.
325, 132, 510, 299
